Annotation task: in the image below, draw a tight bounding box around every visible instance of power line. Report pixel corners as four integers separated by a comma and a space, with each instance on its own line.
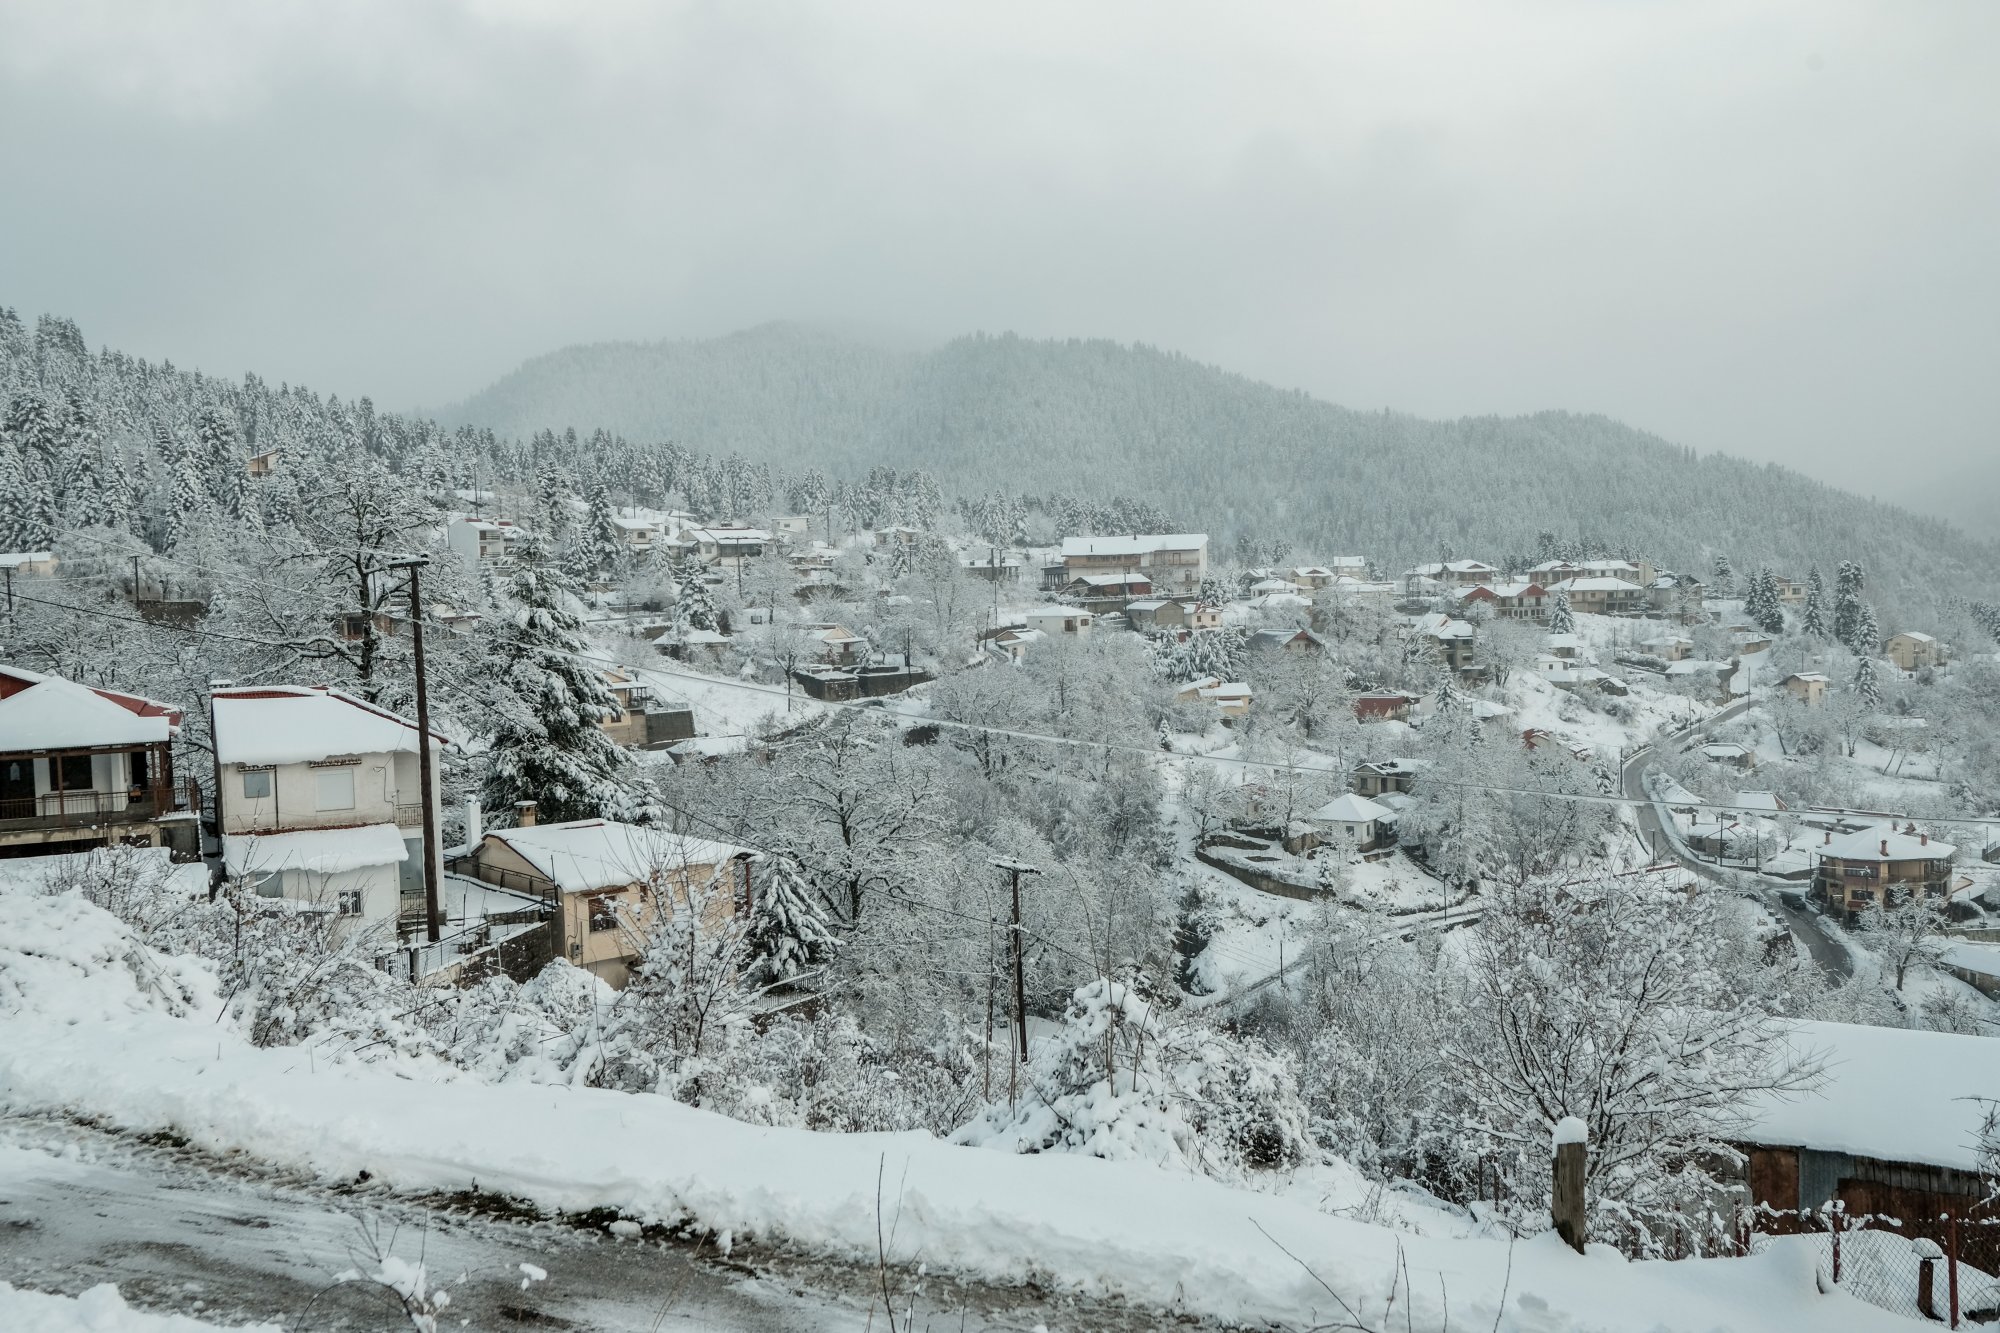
5, 588, 324, 652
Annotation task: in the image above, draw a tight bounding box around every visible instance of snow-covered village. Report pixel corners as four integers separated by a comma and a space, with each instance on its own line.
4, 6, 1999, 1332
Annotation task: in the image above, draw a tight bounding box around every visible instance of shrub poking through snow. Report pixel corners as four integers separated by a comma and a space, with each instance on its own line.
955, 972, 1312, 1180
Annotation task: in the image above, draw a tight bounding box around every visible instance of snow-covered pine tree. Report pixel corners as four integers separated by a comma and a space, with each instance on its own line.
1834, 560, 1866, 649
742, 855, 839, 987
1853, 652, 1881, 709
1548, 587, 1575, 634
673, 553, 719, 633
1182, 627, 1244, 682
1802, 566, 1829, 638
165, 433, 210, 552
1709, 554, 1734, 598
481, 541, 649, 826
1748, 567, 1785, 636
582, 478, 623, 579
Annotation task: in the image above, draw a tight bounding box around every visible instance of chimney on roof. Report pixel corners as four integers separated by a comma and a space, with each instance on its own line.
1920, 833, 1928, 846
1880, 838, 1889, 857
515, 800, 538, 828
1824, 831, 1831, 845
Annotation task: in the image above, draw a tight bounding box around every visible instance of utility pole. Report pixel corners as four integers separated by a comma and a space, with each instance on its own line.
390, 557, 444, 944
990, 857, 1040, 1107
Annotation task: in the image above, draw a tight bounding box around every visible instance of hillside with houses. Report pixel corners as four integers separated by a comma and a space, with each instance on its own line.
5, 309, 2000, 1330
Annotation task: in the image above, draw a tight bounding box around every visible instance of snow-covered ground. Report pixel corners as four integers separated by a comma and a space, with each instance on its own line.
0, 884, 1921, 1332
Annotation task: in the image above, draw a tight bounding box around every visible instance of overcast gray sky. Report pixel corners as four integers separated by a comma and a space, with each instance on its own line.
2, 1, 1995, 520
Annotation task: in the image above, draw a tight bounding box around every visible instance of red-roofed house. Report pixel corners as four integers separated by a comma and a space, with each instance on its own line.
0, 665, 201, 860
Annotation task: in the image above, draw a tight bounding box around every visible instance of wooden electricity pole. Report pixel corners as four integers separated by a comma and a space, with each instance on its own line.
392, 558, 444, 944
991, 857, 1040, 1108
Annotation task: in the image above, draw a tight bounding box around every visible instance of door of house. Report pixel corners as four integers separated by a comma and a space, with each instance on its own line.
0, 756, 33, 814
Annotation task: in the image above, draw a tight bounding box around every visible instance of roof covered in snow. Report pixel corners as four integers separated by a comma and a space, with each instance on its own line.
1817, 825, 1955, 861
222, 822, 408, 877
1551, 577, 1644, 592
1741, 1020, 2000, 1172
482, 819, 760, 894
0, 666, 179, 751
1310, 793, 1391, 824
0, 551, 54, 567
1060, 534, 1207, 558
211, 686, 448, 767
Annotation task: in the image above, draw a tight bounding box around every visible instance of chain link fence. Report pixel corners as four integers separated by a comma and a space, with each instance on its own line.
1744, 1203, 2000, 1325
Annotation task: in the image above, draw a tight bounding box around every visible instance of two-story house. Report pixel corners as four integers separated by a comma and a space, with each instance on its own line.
445, 517, 528, 576
1402, 560, 1499, 592
460, 810, 761, 988
598, 668, 695, 749
1882, 631, 1941, 673
1060, 534, 1208, 596
1814, 825, 1956, 918
1549, 576, 1646, 616
0, 666, 201, 859
1456, 581, 1549, 622
209, 684, 448, 931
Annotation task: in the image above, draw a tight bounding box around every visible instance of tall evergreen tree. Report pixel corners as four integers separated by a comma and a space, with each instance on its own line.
582, 478, 623, 579
166, 436, 210, 553
1801, 566, 1829, 639
1833, 560, 1866, 650
1853, 652, 1881, 710
1747, 567, 1785, 637
1548, 588, 1575, 635
742, 855, 840, 986
673, 553, 719, 633
481, 542, 648, 826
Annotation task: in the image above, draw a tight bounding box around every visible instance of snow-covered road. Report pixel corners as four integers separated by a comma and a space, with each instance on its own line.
0, 1118, 1159, 1333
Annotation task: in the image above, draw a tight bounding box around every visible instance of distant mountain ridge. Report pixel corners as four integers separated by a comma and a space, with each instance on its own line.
439, 323, 2000, 616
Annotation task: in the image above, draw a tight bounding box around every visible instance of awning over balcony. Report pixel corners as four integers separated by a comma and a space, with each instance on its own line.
223, 822, 408, 878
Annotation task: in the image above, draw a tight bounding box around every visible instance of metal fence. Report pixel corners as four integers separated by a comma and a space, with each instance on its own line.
1746, 1203, 2000, 1326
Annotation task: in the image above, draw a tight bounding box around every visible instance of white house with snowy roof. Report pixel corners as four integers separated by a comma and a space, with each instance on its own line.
1059, 534, 1208, 595
209, 684, 450, 931
1306, 792, 1393, 851
464, 813, 761, 987
0, 665, 200, 859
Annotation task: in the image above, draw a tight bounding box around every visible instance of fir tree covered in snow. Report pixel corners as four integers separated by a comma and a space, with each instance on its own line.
742, 855, 839, 987
1547, 587, 1575, 635
673, 553, 720, 633
1801, 565, 1829, 638
1745, 567, 1786, 637
579, 477, 623, 580
481, 541, 648, 825
1834, 559, 1866, 650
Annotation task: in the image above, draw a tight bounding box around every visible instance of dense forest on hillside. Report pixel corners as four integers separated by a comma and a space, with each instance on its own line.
443, 325, 2000, 612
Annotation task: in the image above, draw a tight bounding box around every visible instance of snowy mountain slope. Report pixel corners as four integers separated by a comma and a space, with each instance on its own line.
0, 885, 1918, 1332
437, 324, 2000, 608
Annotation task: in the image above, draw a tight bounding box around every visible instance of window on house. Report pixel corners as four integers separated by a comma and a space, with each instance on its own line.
336, 889, 364, 917
241, 769, 273, 800
58, 753, 94, 792
315, 767, 355, 811
253, 873, 284, 898
588, 895, 621, 932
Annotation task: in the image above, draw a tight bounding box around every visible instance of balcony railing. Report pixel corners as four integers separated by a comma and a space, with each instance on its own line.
0, 778, 202, 831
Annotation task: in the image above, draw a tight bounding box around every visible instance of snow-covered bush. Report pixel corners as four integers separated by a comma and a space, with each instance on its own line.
956, 973, 1312, 1180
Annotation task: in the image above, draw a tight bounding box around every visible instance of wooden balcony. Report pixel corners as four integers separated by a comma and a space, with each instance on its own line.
0, 778, 202, 832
